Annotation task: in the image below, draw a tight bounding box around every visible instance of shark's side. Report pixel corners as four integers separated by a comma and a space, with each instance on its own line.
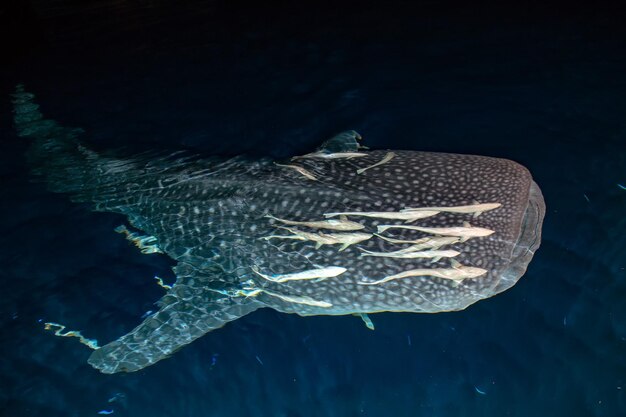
12, 86, 545, 373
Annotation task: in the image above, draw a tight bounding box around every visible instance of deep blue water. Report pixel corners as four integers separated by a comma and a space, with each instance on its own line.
1, 1, 625, 416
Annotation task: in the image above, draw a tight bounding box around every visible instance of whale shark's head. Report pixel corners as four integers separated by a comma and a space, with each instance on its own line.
242, 149, 544, 316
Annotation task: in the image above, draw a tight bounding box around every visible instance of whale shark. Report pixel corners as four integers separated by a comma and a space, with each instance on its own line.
12, 85, 545, 374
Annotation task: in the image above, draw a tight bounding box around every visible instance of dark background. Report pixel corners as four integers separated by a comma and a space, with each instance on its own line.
1, 1, 625, 416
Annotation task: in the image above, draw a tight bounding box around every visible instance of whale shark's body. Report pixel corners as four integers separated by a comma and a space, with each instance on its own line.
12, 86, 545, 374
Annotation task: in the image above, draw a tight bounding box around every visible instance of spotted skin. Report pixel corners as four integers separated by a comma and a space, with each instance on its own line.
12, 86, 545, 374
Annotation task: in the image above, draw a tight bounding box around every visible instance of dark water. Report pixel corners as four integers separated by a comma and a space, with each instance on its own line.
1, 1, 625, 416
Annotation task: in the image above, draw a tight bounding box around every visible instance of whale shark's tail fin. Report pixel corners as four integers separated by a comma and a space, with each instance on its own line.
13, 85, 264, 373
12, 84, 58, 139
12, 85, 155, 207
12, 84, 94, 197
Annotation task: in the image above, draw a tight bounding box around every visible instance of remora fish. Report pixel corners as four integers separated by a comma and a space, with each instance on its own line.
12, 86, 545, 374
359, 249, 460, 261
357, 261, 488, 286
264, 214, 365, 231
401, 202, 502, 217
377, 221, 495, 242
265, 226, 373, 251
323, 210, 439, 222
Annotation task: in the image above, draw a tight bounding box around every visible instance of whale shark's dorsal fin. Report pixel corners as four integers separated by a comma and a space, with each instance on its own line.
291, 131, 368, 160
316, 130, 364, 153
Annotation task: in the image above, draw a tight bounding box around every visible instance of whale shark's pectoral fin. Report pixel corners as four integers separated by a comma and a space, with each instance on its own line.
88, 285, 261, 374
354, 313, 375, 330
